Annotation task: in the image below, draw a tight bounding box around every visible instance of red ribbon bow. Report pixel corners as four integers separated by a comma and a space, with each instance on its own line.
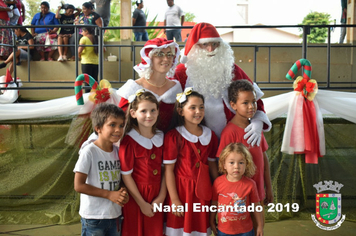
94, 88, 110, 104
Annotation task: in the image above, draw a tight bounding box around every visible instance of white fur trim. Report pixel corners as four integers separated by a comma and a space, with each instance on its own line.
117, 79, 142, 99
175, 126, 212, 145
203, 96, 227, 138
181, 38, 222, 63
197, 38, 222, 44
180, 47, 187, 63
159, 80, 183, 103
121, 169, 133, 175
127, 129, 164, 149
180, 55, 188, 64
163, 159, 177, 164
253, 82, 264, 101
117, 79, 182, 104
222, 89, 235, 114
253, 110, 272, 132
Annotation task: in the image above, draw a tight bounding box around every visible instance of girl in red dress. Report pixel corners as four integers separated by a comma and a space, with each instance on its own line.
164, 88, 219, 236
119, 90, 166, 236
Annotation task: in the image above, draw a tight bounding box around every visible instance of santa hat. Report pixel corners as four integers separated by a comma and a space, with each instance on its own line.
180, 22, 222, 63
5, 69, 13, 88
133, 38, 180, 75
0, 69, 13, 90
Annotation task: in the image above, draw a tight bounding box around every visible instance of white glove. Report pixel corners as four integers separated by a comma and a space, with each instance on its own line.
244, 119, 263, 146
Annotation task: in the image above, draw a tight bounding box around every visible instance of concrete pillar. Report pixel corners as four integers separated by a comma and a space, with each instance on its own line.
120, 0, 131, 40
120, 0, 132, 61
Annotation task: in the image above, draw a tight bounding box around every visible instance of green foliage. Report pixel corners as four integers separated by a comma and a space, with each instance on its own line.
104, 0, 162, 42
104, 0, 121, 42
184, 12, 196, 22
23, 0, 41, 25
299, 11, 332, 43
101, 0, 163, 41
144, 10, 162, 40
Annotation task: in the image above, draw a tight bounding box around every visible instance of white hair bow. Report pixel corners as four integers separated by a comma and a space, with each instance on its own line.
128, 88, 145, 103
176, 87, 193, 103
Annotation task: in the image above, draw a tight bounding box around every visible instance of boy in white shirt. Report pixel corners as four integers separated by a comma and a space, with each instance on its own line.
74, 103, 129, 235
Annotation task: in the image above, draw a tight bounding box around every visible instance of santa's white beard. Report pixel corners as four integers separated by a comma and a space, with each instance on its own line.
185, 42, 235, 99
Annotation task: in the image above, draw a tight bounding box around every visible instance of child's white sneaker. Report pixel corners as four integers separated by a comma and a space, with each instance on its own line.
62, 55, 67, 61
57, 56, 63, 62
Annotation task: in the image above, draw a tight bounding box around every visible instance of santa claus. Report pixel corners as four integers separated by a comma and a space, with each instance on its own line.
174, 22, 271, 145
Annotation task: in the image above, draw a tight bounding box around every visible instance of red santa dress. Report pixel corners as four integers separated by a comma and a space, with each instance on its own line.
119, 129, 164, 236
163, 126, 218, 236
117, 79, 182, 133
173, 63, 269, 137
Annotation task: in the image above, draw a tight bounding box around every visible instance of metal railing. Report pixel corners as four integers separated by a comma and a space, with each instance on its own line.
1, 24, 356, 93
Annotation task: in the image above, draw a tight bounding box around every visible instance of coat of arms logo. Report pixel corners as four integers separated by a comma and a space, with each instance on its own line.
311, 180, 346, 230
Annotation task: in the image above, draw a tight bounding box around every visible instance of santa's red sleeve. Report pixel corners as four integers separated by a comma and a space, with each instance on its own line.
118, 97, 129, 113
173, 63, 188, 90
232, 64, 271, 131
232, 64, 265, 113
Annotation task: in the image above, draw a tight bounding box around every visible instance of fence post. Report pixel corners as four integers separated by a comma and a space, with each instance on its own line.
98, 27, 103, 81
327, 27, 331, 88
302, 25, 310, 59
12, 32, 17, 83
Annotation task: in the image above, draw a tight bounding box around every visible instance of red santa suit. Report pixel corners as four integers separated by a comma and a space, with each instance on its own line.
163, 125, 219, 236
119, 129, 164, 236
175, 22, 271, 138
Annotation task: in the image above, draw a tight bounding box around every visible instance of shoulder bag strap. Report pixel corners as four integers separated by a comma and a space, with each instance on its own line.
188, 141, 202, 162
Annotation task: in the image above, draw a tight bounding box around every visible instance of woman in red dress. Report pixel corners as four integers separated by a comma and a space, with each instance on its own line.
117, 38, 181, 133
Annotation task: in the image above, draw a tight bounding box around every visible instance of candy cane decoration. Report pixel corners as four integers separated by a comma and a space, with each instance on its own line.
286, 58, 312, 81
74, 74, 98, 105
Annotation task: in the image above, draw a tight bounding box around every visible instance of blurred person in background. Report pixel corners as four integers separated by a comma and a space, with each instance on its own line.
56, 3, 81, 61
132, 0, 148, 41
31, 1, 59, 61
0, 1, 13, 60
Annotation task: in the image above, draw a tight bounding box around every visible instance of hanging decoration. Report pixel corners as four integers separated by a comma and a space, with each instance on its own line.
281, 59, 325, 164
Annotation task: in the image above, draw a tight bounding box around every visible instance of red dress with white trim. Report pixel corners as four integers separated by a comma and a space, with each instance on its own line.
119, 129, 164, 236
163, 126, 218, 236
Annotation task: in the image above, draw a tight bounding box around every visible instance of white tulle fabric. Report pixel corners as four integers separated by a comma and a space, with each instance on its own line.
0, 89, 355, 126
0, 82, 18, 104
280, 92, 325, 156
0, 88, 121, 121
0, 75, 22, 104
